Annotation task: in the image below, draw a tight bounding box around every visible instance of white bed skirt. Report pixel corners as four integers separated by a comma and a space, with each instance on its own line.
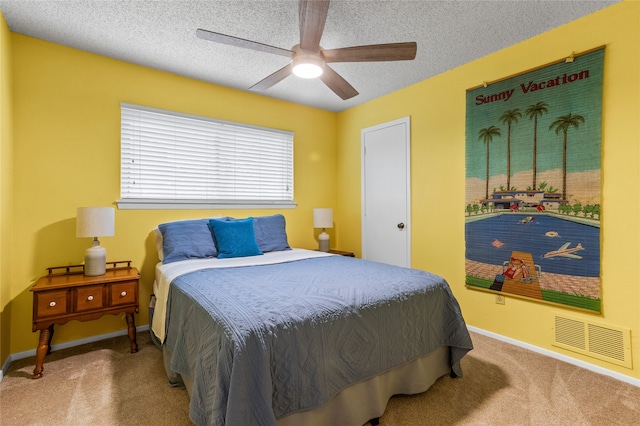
164, 345, 450, 426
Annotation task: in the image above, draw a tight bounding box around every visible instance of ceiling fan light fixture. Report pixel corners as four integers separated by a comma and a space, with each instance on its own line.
292, 55, 324, 79
197, 1, 417, 99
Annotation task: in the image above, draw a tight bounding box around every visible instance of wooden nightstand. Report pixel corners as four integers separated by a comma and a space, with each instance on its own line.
327, 249, 355, 257
30, 261, 140, 379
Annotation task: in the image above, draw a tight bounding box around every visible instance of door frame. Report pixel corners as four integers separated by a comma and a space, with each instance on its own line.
361, 116, 411, 266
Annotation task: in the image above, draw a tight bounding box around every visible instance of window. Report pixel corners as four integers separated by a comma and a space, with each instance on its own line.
118, 103, 294, 209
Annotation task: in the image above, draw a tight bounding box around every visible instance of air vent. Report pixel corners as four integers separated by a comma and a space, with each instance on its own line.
552, 314, 632, 369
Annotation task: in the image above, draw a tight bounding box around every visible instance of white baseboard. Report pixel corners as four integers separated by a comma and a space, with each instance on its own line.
0, 355, 9, 382
468, 325, 640, 388
0, 324, 150, 383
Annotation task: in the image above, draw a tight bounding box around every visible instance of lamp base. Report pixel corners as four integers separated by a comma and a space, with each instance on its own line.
318, 229, 330, 252
84, 239, 106, 276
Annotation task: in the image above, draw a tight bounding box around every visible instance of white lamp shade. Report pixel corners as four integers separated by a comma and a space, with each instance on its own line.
313, 208, 333, 229
76, 207, 115, 238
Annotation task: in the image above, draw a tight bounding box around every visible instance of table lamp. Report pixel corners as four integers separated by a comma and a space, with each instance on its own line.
313, 208, 333, 252
76, 207, 115, 276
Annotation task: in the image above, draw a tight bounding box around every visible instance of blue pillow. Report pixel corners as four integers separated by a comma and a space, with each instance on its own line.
158, 219, 217, 264
252, 214, 291, 253
209, 218, 263, 259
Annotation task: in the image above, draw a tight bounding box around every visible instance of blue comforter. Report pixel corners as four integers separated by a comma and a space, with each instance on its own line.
164, 255, 472, 426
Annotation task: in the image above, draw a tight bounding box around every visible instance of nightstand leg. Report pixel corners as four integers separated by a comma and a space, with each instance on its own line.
47, 325, 54, 354
32, 325, 53, 379
126, 313, 138, 353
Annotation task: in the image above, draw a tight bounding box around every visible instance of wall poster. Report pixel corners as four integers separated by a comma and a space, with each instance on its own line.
465, 47, 604, 312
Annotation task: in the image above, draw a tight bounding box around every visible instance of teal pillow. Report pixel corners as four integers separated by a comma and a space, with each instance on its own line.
209, 218, 263, 259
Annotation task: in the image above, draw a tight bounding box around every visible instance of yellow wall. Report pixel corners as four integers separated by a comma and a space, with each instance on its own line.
337, 1, 639, 379
0, 11, 14, 368
8, 34, 337, 354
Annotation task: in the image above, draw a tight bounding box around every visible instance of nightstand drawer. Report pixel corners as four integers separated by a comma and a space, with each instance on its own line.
76, 285, 106, 312
35, 290, 69, 318
110, 281, 137, 306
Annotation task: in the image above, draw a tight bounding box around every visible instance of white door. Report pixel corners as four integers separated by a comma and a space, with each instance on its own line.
361, 117, 410, 267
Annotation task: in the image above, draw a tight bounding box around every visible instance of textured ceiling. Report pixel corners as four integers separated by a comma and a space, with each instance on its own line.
0, 0, 619, 112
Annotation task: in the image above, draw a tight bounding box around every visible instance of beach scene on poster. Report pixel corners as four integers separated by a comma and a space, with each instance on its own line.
464, 47, 604, 312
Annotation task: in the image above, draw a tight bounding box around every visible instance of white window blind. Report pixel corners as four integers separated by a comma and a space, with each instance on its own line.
118, 103, 294, 209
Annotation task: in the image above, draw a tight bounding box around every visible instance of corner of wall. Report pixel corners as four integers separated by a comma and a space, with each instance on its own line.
0, 10, 15, 373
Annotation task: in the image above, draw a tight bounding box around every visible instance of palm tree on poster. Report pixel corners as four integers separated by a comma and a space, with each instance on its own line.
549, 113, 585, 200
478, 126, 501, 199
499, 109, 522, 191
525, 102, 549, 190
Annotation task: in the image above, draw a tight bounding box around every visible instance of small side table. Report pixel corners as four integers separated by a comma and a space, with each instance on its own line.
327, 249, 355, 257
30, 261, 140, 379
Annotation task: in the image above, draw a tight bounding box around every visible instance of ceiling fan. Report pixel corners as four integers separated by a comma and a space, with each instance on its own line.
196, 0, 417, 100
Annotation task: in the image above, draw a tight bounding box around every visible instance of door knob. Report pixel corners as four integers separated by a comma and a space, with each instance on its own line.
397, 223, 405, 229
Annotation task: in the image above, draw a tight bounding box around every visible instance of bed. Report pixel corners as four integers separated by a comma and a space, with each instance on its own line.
150, 215, 473, 426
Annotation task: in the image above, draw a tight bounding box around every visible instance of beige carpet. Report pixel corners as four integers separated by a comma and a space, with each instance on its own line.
1, 331, 638, 425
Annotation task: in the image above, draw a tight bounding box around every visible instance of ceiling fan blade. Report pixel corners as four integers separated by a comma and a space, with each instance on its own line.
299, 0, 329, 52
250, 64, 293, 91
319, 65, 359, 100
323, 42, 417, 63
196, 29, 293, 58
